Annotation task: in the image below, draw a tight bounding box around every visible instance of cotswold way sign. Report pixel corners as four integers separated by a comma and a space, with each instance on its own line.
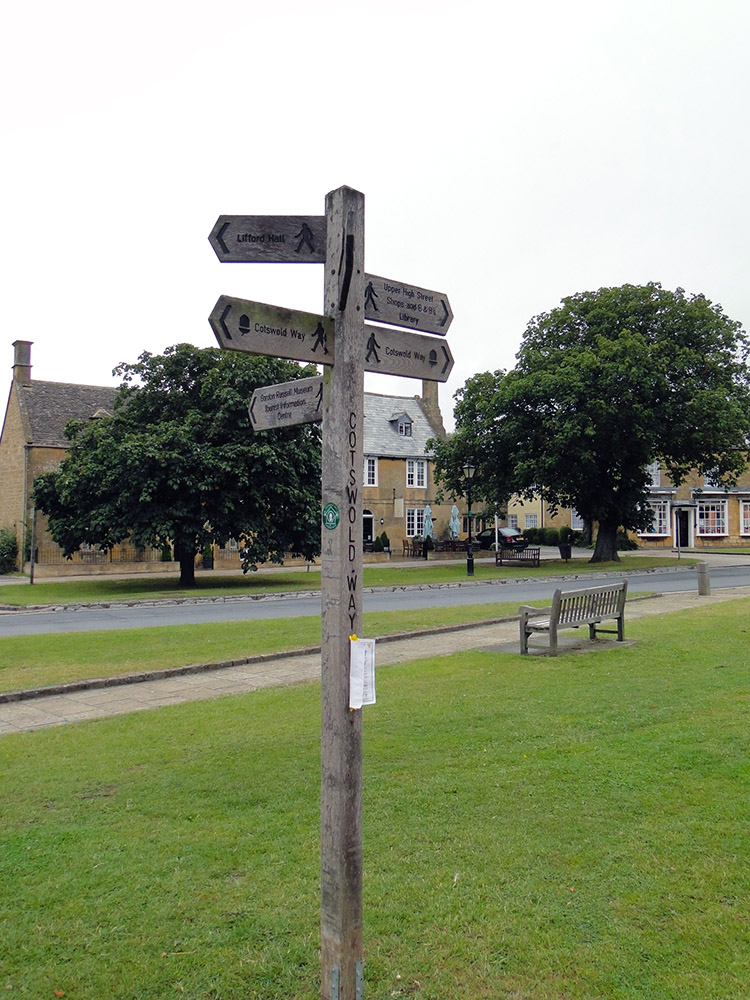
209, 295, 454, 382
208, 187, 453, 1000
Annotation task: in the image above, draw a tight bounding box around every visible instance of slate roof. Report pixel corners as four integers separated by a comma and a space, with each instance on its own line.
17, 381, 119, 448
363, 393, 440, 459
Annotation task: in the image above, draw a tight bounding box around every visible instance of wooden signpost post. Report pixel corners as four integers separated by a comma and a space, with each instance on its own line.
209, 186, 453, 999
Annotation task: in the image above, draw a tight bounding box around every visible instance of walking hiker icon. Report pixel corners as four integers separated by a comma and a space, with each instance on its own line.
364, 281, 379, 312
312, 322, 328, 354
365, 329, 381, 363
295, 223, 315, 254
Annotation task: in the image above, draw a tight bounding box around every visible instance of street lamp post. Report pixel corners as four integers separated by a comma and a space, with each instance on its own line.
463, 460, 476, 577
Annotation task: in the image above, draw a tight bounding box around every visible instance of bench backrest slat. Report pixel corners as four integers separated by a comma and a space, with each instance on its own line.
555, 581, 627, 625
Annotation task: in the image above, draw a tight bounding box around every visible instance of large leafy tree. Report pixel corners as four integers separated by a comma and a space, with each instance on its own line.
432, 284, 750, 561
34, 344, 322, 586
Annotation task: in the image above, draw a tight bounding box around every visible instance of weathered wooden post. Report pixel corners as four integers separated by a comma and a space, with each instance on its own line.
208, 185, 453, 999
320, 185, 366, 999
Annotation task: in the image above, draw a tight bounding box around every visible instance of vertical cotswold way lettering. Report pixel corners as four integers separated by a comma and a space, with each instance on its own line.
347, 411, 358, 630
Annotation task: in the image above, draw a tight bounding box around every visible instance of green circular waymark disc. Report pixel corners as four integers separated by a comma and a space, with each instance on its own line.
322, 503, 340, 530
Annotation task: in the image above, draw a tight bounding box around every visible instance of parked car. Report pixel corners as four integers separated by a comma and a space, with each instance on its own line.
475, 526, 529, 550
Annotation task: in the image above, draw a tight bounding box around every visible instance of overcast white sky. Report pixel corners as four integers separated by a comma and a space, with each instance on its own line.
2, 0, 748, 429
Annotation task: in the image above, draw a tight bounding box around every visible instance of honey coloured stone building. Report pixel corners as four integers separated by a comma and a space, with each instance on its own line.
0, 341, 126, 572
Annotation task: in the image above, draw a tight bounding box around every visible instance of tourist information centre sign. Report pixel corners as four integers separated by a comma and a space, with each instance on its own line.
209, 187, 453, 1000
249, 375, 323, 431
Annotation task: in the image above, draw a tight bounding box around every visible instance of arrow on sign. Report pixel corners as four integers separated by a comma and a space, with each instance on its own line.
249, 376, 323, 431
209, 215, 327, 263
210, 296, 454, 382
363, 274, 453, 335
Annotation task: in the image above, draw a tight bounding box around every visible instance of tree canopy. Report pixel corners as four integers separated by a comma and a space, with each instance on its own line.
431, 283, 750, 561
33, 344, 322, 585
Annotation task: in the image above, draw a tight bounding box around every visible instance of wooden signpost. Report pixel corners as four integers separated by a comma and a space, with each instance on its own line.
209, 186, 453, 1000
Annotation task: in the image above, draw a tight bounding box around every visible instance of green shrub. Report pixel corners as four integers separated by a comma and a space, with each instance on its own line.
524, 527, 540, 544
542, 527, 560, 545
0, 527, 19, 574
372, 536, 384, 552
424, 534, 435, 551
617, 530, 639, 550
379, 531, 390, 550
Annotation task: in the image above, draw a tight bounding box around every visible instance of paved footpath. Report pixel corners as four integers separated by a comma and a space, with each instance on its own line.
2, 584, 750, 736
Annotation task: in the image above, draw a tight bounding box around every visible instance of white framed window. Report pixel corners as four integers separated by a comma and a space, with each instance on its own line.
398, 420, 413, 437
406, 459, 426, 488
646, 461, 661, 487
507, 514, 519, 529
524, 514, 538, 529
741, 501, 750, 536
406, 507, 425, 537
364, 456, 378, 487
571, 510, 584, 531
639, 500, 669, 536
697, 500, 727, 536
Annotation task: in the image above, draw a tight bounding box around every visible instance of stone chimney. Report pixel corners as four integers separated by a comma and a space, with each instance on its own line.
12, 340, 32, 384
420, 379, 446, 438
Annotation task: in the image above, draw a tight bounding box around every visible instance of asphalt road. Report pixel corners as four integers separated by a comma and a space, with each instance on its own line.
3, 561, 750, 637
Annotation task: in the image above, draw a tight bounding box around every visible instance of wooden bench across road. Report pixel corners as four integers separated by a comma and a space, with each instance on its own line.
495, 546, 541, 568
519, 580, 628, 656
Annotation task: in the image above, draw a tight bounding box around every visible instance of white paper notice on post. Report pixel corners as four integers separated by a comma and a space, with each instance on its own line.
349, 637, 376, 709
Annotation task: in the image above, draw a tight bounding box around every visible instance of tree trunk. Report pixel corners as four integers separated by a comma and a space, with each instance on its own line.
174, 538, 197, 587
590, 521, 620, 563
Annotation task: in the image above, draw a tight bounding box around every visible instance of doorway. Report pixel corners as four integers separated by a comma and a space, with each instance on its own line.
363, 510, 374, 547
675, 508, 691, 548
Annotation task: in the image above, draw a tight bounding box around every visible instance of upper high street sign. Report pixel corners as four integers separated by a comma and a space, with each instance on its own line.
363, 274, 453, 335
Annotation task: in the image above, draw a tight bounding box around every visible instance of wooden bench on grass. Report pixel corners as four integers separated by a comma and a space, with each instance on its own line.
519, 580, 628, 656
495, 546, 541, 568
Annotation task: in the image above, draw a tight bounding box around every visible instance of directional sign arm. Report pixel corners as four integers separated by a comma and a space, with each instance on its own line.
209, 295, 335, 366
362, 324, 454, 382
209, 216, 327, 263
363, 274, 453, 335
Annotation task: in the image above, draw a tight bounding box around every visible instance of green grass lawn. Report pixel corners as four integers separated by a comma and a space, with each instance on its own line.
2, 600, 750, 998
0, 596, 658, 695
0, 603, 521, 693
0, 554, 688, 607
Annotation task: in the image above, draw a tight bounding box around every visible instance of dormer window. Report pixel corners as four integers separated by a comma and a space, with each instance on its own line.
389, 410, 414, 437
